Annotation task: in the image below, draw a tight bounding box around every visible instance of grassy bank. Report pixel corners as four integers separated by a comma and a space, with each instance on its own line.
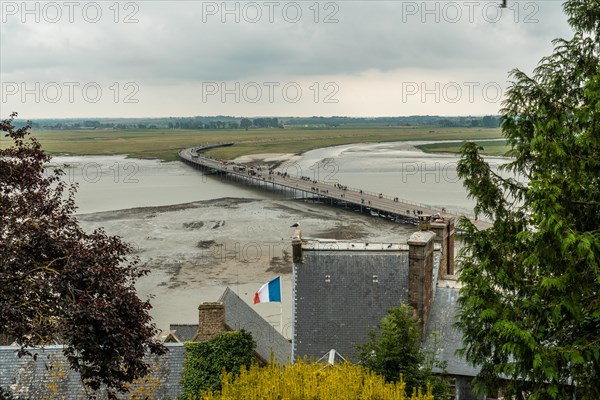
3, 126, 503, 161
416, 139, 509, 156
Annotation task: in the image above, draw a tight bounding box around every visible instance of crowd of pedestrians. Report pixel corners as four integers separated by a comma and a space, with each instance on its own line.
192, 151, 454, 220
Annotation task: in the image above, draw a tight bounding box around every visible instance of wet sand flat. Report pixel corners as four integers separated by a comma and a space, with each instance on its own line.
77, 197, 416, 337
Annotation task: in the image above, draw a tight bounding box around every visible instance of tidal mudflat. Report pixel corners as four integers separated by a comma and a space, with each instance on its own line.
77, 197, 416, 337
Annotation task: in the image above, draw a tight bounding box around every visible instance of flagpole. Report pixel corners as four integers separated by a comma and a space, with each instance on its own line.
278, 301, 283, 336
279, 279, 284, 336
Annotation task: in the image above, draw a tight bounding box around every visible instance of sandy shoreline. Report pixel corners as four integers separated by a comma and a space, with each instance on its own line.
233, 152, 303, 165
77, 196, 416, 337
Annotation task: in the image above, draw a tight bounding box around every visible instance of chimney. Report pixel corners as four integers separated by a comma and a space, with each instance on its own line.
447, 219, 455, 275
430, 217, 455, 278
408, 230, 436, 333
292, 229, 303, 263
193, 302, 226, 342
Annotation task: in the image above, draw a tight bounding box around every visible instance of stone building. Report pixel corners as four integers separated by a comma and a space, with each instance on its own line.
292, 218, 453, 360
292, 218, 486, 399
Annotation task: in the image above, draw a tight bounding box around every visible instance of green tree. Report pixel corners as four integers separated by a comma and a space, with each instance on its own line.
356, 305, 448, 397
0, 114, 166, 397
239, 118, 252, 130
481, 115, 498, 128
455, 1, 600, 398
181, 330, 256, 398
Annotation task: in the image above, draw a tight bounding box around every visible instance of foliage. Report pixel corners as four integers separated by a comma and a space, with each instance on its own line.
356, 305, 449, 398
455, 0, 600, 398
0, 114, 166, 397
239, 118, 252, 130
181, 330, 256, 398
0, 387, 24, 400
200, 359, 435, 400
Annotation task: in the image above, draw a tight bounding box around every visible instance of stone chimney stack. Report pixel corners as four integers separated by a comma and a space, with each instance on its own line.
292, 229, 303, 263
408, 230, 436, 333
193, 302, 226, 342
447, 219, 455, 275
430, 217, 455, 278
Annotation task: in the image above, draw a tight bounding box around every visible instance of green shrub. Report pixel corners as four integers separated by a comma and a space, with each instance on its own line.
181, 330, 255, 399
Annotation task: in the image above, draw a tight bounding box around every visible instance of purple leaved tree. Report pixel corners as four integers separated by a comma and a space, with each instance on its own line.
0, 113, 166, 398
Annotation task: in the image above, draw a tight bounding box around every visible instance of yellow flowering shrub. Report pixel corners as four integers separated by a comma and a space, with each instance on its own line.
200, 360, 435, 400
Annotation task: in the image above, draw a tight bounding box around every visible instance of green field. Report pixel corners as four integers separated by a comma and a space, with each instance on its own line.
2, 126, 503, 161
416, 139, 510, 156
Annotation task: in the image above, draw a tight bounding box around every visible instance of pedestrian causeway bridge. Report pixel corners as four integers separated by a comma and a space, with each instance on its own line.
179, 144, 491, 230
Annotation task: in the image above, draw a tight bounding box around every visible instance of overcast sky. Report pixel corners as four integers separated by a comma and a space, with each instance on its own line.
0, 1, 573, 118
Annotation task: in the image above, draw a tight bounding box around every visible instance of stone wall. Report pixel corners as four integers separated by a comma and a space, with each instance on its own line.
193, 302, 226, 342
430, 217, 455, 277
408, 230, 436, 332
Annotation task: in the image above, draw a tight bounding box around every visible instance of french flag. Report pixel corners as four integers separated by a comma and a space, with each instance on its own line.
253, 277, 281, 304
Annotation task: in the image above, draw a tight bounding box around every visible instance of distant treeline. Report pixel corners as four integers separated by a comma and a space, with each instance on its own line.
16, 115, 500, 130
284, 115, 500, 128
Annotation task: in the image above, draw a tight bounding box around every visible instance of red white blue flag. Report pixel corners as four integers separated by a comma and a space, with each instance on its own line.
253, 277, 281, 304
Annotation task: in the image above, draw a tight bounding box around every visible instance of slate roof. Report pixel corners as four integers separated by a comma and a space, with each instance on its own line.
0, 343, 186, 399
166, 288, 291, 365
293, 239, 443, 363
423, 286, 480, 377
293, 249, 411, 360
169, 324, 199, 342
219, 287, 291, 365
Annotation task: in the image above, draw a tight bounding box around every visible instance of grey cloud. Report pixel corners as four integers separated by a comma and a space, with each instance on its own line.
2, 1, 571, 84
0, 0, 575, 117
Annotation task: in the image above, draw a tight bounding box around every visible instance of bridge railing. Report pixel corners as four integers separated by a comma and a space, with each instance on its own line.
283, 178, 446, 212
329, 184, 435, 209
181, 147, 494, 223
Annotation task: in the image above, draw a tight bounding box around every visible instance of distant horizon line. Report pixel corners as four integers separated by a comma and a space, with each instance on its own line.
9, 114, 501, 121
